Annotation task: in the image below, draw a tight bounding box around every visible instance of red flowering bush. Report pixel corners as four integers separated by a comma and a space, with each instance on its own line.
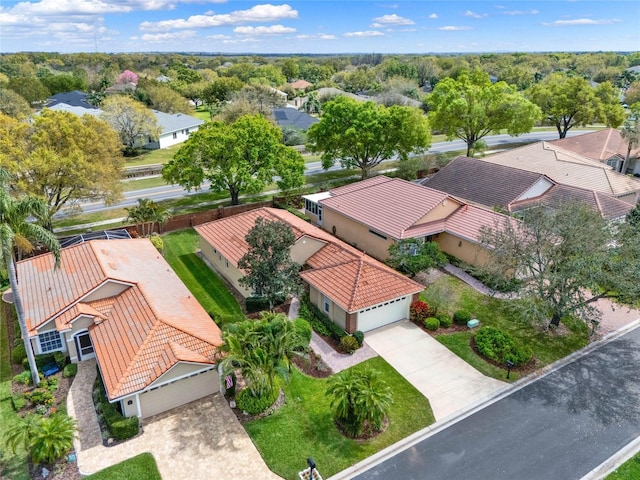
410, 301, 432, 323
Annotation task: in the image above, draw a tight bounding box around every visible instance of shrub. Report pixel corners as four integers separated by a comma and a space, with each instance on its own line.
236, 385, 279, 415
245, 296, 286, 313
22, 352, 60, 371
474, 326, 532, 367
11, 342, 26, 365
109, 417, 140, 441
293, 318, 313, 346
424, 317, 440, 331
340, 335, 360, 354
352, 330, 365, 347
13, 370, 33, 385
25, 388, 55, 406
410, 300, 432, 323
453, 310, 472, 326
63, 364, 78, 378
12, 393, 27, 412
299, 295, 346, 342
53, 351, 67, 369
149, 234, 164, 253
437, 313, 452, 328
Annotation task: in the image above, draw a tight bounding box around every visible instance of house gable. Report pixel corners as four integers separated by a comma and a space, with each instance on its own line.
515, 176, 556, 202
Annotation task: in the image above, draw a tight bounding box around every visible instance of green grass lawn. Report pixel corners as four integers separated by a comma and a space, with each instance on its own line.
606, 453, 640, 479
162, 229, 243, 326
124, 144, 182, 168
85, 453, 161, 480
425, 275, 590, 382
245, 357, 435, 479
0, 306, 30, 480
122, 176, 169, 192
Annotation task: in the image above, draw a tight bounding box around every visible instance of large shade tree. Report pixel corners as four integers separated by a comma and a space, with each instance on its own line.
0, 168, 61, 387
0, 110, 124, 228
480, 202, 640, 329
100, 95, 160, 152
426, 69, 541, 156
307, 96, 431, 179
162, 114, 304, 205
527, 72, 625, 138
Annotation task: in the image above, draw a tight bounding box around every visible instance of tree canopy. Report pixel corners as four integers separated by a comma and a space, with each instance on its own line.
526, 72, 625, 138
426, 69, 541, 156
387, 239, 447, 277
307, 96, 431, 179
100, 95, 160, 151
238, 217, 302, 310
480, 203, 640, 329
0, 110, 124, 226
162, 114, 304, 205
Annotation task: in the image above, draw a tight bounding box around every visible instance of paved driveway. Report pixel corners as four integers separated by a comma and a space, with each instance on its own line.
68, 361, 281, 479
364, 321, 507, 421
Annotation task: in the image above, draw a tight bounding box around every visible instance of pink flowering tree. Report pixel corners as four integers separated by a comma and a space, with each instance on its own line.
118, 70, 138, 85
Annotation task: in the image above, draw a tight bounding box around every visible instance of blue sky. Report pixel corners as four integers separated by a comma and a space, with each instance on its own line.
1, 1, 639, 54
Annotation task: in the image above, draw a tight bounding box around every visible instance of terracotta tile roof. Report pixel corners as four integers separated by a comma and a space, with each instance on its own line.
321, 176, 452, 240
444, 204, 517, 244
196, 207, 423, 313
550, 128, 639, 161
16, 238, 222, 400
422, 156, 550, 210
481, 142, 640, 197
423, 156, 632, 220
290, 79, 313, 89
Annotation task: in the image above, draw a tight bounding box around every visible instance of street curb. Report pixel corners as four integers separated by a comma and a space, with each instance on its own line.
327, 319, 640, 480
580, 435, 640, 480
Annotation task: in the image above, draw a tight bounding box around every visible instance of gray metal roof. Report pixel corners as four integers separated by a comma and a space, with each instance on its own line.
272, 108, 319, 131
151, 110, 204, 134
47, 90, 93, 108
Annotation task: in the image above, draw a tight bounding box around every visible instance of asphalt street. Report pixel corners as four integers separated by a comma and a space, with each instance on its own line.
62, 130, 590, 216
352, 326, 640, 480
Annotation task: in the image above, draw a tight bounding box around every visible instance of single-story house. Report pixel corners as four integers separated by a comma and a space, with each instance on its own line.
144, 110, 204, 149
289, 80, 313, 90
105, 82, 137, 95
46, 90, 95, 109
481, 141, 640, 205
549, 128, 640, 175
303, 176, 518, 268
423, 156, 634, 221
8, 239, 222, 419
272, 108, 319, 131
195, 207, 423, 333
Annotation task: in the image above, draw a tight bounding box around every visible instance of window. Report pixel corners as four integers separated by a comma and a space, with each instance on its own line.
323, 295, 330, 313
172, 132, 177, 139
39, 330, 62, 353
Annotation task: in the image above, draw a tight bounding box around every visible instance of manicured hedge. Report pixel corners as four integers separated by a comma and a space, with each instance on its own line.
424, 317, 440, 331
437, 313, 452, 328
474, 326, 532, 367
21, 351, 68, 371
63, 363, 78, 378
11, 341, 26, 365
93, 375, 139, 441
236, 384, 279, 415
453, 310, 472, 326
298, 295, 347, 342
340, 335, 359, 354
293, 318, 313, 346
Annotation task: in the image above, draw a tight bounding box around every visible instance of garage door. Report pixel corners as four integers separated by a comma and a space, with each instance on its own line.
357, 296, 410, 332
139, 369, 218, 418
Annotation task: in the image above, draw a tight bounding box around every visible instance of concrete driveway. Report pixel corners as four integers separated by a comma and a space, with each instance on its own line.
68, 361, 281, 479
364, 320, 507, 421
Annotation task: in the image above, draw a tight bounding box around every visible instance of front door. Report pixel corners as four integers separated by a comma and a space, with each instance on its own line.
75, 332, 95, 361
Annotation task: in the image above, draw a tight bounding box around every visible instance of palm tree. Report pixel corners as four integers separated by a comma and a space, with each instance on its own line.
5, 413, 76, 465
125, 198, 171, 237
326, 367, 393, 437
1, 168, 60, 386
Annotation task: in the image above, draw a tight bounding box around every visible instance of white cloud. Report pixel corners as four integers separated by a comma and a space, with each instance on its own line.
464, 10, 487, 19
141, 30, 197, 42
344, 30, 384, 37
206, 33, 231, 40
7, 0, 131, 15
438, 25, 473, 31
296, 33, 336, 40
502, 9, 539, 15
140, 3, 298, 31
428, 13, 438, 19
234, 24, 295, 35
542, 18, 621, 26
371, 13, 414, 26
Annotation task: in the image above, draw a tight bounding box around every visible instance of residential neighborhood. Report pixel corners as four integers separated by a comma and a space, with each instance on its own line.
1, 27, 640, 480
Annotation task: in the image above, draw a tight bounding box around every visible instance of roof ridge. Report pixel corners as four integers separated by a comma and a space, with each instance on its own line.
602, 128, 613, 160
592, 190, 605, 218
347, 257, 366, 310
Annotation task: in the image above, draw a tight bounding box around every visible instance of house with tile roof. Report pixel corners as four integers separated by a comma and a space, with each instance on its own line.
481, 142, 640, 205
423, 156, 634, 221
272, 108, 319, 131
196, 207, 423, 333
303, 176, 518, 268
11, 238, 223, 419
549, 128, 640, 175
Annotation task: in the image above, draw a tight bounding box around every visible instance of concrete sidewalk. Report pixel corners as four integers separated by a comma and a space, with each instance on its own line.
364, 320, 507, 421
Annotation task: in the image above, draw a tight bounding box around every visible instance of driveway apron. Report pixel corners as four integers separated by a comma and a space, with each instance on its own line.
68, 361, 281, 479
364, 320, 507, 421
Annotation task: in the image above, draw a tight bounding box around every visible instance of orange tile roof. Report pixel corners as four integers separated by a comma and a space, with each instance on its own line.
196, 207, 423, 312
550, 128, 639, 162
16, 238, 222, 400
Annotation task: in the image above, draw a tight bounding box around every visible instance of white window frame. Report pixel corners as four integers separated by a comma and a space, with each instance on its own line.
38, 330, 63, 353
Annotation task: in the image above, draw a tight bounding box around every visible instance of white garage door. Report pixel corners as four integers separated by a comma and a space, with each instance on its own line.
139, 369, 218, 418
357, 296, 410, 332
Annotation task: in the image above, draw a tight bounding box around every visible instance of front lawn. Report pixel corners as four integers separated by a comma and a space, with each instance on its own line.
163, 229, 243, 326
244, 356, 435, 479
0, 306, 30, 480
606, 453, 640, 479
423, 275, 590, 382
85, 453, 161, 480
